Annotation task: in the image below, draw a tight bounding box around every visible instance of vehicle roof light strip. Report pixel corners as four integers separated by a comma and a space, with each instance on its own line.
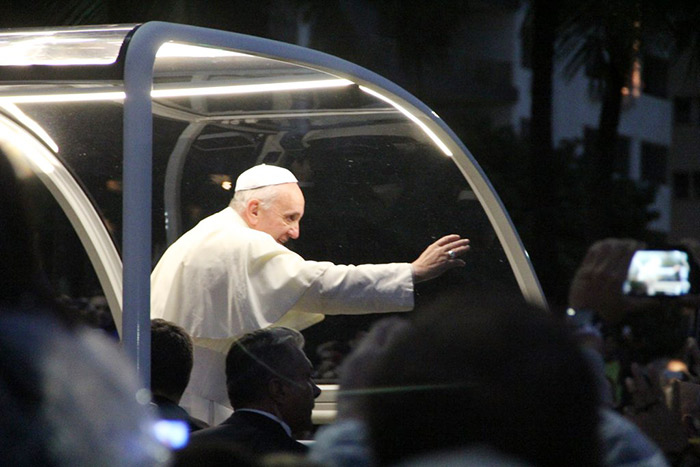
359, 85, 453, 157
0, 78, 353, 104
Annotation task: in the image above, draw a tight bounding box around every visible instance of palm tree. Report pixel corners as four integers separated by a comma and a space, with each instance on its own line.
554, 0, 695, 242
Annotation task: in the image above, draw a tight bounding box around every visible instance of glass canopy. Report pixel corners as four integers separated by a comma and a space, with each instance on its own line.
0, 24, 133, 66
0, 22, 544, 422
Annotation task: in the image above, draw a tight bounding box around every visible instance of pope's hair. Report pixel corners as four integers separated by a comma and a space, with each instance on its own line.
229, 184, 282, 213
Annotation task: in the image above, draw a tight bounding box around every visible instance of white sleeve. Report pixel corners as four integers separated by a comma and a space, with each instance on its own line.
292, 261, 414, 315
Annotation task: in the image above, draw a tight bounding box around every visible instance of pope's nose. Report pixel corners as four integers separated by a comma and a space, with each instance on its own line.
288, 223, 300, 239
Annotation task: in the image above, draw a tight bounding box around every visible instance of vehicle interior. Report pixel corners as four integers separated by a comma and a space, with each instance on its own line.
0, 22, 545, 424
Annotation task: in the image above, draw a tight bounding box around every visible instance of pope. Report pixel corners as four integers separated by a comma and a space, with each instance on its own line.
151, 164, 470, 422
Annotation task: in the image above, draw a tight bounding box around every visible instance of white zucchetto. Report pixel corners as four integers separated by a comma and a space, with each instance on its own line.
234, 164, 298, 191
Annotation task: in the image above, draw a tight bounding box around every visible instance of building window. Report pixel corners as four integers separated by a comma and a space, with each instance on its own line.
641, 142, 668, 185
642, 55, 668, 98
673, 172, 690, 199
674, 97, 692, 124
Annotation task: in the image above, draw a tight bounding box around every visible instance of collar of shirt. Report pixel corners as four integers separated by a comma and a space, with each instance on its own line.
235, 408, 293, 437
226, 206, 249, 228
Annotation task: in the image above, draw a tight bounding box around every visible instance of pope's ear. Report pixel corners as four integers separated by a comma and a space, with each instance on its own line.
245, 199, 261, 225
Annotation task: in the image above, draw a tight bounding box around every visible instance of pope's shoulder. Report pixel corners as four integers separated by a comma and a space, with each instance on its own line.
174, 207, 287, 256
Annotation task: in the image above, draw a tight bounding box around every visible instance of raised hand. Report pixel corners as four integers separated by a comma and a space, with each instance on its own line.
411, 234, 470, 284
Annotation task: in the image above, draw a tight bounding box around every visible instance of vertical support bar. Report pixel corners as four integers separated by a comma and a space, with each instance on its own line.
164, 122, 207, 246
122, 29, 161, 387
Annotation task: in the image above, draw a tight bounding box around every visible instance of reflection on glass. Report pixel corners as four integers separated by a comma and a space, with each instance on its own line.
0, 25, 135, 66
0, 103, 59, 153
157, 42, 248, 58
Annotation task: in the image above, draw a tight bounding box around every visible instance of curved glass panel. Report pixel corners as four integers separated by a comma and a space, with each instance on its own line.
0, 24, 135, 66
16, 170, 117, 336
0, 114, 120, 337
0, 31, 533, 392
4, 101, 126, 244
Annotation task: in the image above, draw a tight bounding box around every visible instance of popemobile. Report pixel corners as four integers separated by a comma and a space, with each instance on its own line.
0, 21, 545, 425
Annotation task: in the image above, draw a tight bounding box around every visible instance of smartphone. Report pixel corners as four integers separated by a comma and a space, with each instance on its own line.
623, 249, 696, 297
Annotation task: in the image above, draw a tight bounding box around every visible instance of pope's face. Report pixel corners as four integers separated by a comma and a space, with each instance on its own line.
255, 183, 305, 244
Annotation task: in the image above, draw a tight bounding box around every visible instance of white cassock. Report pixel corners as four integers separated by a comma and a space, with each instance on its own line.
151, 207, 414, 423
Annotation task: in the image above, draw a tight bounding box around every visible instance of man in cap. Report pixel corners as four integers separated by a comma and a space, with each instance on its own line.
151, 164, 470, 422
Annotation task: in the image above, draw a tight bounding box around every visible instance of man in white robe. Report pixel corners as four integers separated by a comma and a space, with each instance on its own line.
151, 164, 470, 423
